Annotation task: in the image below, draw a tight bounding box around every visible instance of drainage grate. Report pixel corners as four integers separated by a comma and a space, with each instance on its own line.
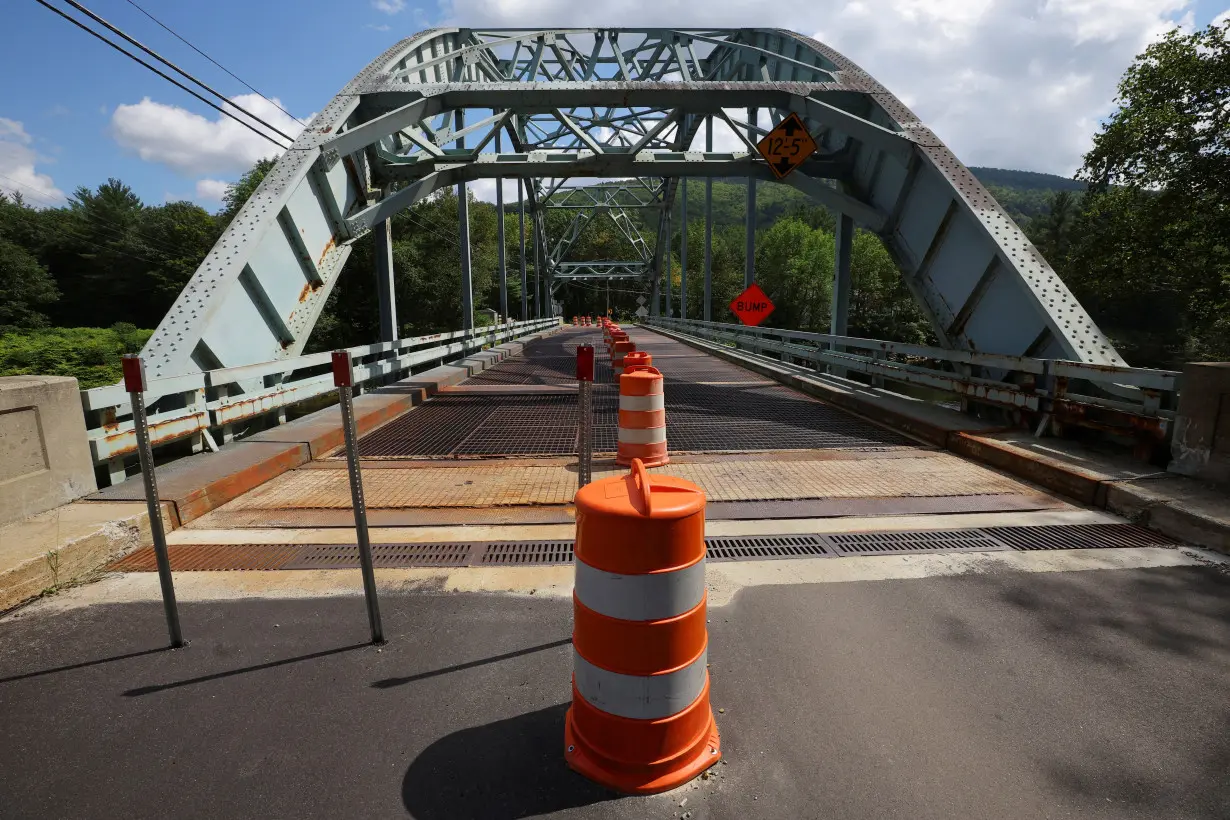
283, 541, 479, 569
106, 524, 1185, 572
108, 543, 304, 572
704, 535, 831, 562
480, 541, 574, 565
984, 524, 1178, 551
828, 529, 1008, 556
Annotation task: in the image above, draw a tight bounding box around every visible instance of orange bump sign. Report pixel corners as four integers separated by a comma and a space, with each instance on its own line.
756, 112, 817, 180
729, 283, 775, 327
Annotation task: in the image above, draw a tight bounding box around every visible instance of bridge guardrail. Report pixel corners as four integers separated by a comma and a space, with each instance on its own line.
646, 317, 1180, 439
83, 318, 560, 486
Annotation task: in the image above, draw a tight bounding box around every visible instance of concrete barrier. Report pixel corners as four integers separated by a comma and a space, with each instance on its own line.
0, 376, 97, 527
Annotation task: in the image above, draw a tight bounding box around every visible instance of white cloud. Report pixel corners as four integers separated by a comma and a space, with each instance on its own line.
373, 0, 406, 13
366, 23, 392, 30
1213, 9, 1229, 27
470, 178, 533, 204
0, 118, 65, 204
435, 0, 1196, 175
194, 178, 230, 202
110, 93, 308, 177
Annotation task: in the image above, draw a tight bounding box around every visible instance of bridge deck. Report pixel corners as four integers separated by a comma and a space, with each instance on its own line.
171, 326, 1066, 538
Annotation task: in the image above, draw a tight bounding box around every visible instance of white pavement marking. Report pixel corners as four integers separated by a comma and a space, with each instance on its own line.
7, 546, 1225, 621
165, 509, 1123, 546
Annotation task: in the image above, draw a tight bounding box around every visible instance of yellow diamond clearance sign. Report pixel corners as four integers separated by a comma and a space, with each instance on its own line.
756, 113, 817, 180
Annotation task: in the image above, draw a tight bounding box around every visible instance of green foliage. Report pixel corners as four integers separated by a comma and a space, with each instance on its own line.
0, 235, 59, 329
0, 324, 153, 388
968, 168, 1086, 225
221, 158, 277, 225
1046, 21, 1230, 367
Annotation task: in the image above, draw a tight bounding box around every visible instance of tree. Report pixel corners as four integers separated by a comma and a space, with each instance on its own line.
221, 158, 277, 225
0, 238, 59, 328
1062, 20, 1230, 365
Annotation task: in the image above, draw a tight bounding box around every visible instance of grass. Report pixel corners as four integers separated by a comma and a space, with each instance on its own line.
0, 323, 152, 389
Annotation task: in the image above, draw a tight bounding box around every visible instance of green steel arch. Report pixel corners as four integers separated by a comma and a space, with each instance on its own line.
140, 27, 1125, 379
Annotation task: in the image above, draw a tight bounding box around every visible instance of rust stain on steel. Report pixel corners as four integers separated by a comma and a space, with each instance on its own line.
317, 236, 337, 267
99, 411, 209, 459
174, 444, 310, 524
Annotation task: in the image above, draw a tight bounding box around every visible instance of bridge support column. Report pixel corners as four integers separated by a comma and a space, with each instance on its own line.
533, 210, 542, 318
680, 179, 688, 321
374, 216, 398, 342
663, 204, 672, 318
457, 111, 474, 332
519, 181, 528, 320
495, 129, 508, 322
745, 107, 757, 290
704, 118, 713, 322
830, 211, 854, 377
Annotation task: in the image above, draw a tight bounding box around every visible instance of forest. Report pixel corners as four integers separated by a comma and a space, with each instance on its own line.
1, 21, 1225, 387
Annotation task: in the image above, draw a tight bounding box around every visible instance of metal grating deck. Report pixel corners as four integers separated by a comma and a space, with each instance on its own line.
354, 328, 911, 458
108, 524, 1182, 572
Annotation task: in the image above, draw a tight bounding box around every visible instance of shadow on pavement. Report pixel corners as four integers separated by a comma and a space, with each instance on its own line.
372, 637, 571, 689
402, 702, 617, 820
123, 642, 370, 696
0, 646, 167, 685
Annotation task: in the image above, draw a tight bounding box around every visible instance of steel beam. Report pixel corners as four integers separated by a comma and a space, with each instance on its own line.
140, 27, 1129, 384
495, 129, 508, 320
680, 178, 688, 321
374, 217, 398, 342
704, 117, 713, 322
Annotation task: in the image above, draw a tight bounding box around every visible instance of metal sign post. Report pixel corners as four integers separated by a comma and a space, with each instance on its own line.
332, 351, 385, 645
576, 344, 595, 487
121, 355, 183, 648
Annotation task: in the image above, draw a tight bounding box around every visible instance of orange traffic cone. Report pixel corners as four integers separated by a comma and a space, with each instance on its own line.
567, 458, 720, 794
616, 365, 668, 467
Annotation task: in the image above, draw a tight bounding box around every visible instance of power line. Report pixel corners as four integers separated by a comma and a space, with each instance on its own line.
121, 0, 306, 126
56, 0, 297, 143
32, 0, 291, 151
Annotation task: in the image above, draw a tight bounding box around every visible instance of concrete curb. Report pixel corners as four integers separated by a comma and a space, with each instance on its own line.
644, 324, 1230, 554
0, 502, 171, 612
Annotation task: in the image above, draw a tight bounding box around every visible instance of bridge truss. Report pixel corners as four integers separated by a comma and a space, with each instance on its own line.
140, 27, 1127, 380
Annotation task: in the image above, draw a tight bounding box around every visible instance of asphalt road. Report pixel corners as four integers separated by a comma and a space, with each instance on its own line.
2, 564, 1228, 819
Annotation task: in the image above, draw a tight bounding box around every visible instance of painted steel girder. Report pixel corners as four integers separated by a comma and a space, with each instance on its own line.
142, 28, 1123, 380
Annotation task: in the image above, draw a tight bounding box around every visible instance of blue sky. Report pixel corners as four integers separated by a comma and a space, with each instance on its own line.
2, 1, 1226, 212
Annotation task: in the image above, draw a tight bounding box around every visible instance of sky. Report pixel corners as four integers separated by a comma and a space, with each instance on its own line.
2, 0, 1227, 213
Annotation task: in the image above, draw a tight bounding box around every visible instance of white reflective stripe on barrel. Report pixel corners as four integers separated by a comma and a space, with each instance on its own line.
617, 426, 667, 444
618, 394, 665, 411
575, 559, 705, 621
573, 648, 708, 720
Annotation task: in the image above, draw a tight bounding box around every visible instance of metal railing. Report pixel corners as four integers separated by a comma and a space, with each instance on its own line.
83, 318, 560, 486
646, 317, 1181, 438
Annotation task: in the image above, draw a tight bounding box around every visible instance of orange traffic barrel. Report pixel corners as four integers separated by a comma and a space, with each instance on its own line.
623, 351, 652, 370
573, 316, 579, 326
566, 459, 720, 794
616, 365, 668, 467
611, 340, 636, 377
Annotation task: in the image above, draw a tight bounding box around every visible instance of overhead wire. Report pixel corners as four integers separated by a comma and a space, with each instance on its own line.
31, 0, 291, 151
57, 0, 298, 144
120, 0, 306, 126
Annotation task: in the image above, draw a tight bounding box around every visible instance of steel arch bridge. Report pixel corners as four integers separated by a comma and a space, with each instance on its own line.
140, 27, 1126, 380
